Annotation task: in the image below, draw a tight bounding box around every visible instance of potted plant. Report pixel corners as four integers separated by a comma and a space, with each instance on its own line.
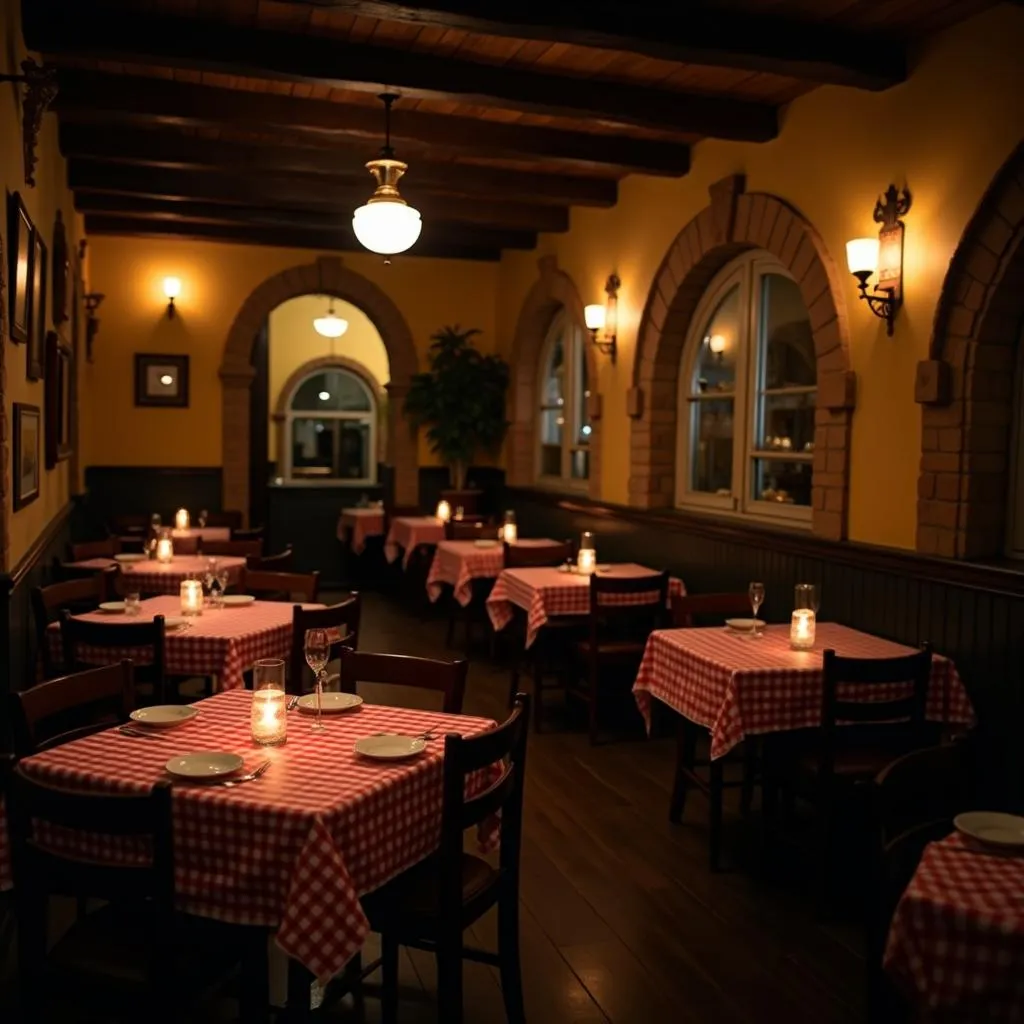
404, 325, 509, 492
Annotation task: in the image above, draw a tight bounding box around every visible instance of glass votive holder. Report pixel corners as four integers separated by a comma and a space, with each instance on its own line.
435, 499, 451, 524
180, 578, 203, 616
175, 507, 190, 531
251, 658, 287, 747
156, 535, 174, 563
790, 608, 816, 650
577, 547, 597, 576
124, 592, 142, 617
502, 512, 518, 544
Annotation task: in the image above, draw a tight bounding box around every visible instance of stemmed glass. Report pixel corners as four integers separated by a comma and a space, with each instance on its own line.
304, 628, 330, 732
748, 581, 765, 637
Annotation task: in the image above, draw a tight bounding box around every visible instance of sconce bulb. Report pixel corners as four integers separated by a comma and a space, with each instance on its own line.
584, 304, 606, 332
845, 238, 879, 277
708, 334, 727, 355
162, 276, 181, 300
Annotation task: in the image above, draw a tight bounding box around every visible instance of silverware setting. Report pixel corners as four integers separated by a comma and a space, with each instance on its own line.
373, 730, 438, 742
217, 760, 272, 788
117, 725, 163, 740
287, 696, 299, 711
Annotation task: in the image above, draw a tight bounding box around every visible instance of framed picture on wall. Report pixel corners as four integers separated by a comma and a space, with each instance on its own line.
13, 403, 41, 511
7, 191, 33, 344
135, 353, 189, 407
27, 228, 47, 380
45, 330, 73, 468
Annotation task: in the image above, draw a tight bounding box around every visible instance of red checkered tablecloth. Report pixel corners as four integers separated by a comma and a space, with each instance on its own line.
426, 539, 559, 606
384, 516, 445, 569
885, 832, 1024, 1021
487, 564, 684, 648
0, 690, 499, 983
69, 556, 246, 595
633, 623, 974, 759
337, 508, 385, 554
48, 595, 313, 691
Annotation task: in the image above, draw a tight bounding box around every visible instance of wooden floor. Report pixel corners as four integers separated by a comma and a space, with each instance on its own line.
0, 591, 866, 1023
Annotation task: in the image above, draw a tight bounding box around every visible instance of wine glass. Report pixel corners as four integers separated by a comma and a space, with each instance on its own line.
198, 509, 209, 528
748, 581, 765, 637
304, 628, 330, 732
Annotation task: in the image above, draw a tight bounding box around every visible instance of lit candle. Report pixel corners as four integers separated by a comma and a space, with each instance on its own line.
435, 499, 451, 523
175, 507, 190, 531
790, 608, 816, 650
250, 688, 287, 746
180, 579, 203, 616
156, 536, 174, 563
577, 531, 596, 575
502, 511, 518, 544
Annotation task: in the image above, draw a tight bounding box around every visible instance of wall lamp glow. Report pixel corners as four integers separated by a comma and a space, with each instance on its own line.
162, 276, 181, 318
584, 273, 620, 364
846, 184, 911, 337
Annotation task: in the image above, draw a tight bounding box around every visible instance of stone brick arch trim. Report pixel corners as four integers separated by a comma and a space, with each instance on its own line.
628, 175, 855, 540
219, 256, 418, 519
915, 142, 1024, 559
507, 255, 602, 498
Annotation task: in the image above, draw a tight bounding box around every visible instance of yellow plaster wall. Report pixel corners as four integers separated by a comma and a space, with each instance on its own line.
497, 3, 1024, 550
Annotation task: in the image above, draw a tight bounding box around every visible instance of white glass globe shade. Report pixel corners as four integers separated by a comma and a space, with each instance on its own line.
584, 304, 605, 331
313, 314, 349, 339
846, 237, 879, 275
352, 200, 422, 255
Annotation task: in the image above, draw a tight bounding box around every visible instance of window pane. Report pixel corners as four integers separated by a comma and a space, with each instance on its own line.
752, 459, 812, 507
693, 285, 740, 395
575, 336, 591, 447
292, 370, 372, 412
760, 274, 815, 389
759, 393, 816, 455
540, 445, 562, 477
291, 418, 370, 480
542, 331, 565, 406
570, 448, 589, 480
690, 398, 734, 495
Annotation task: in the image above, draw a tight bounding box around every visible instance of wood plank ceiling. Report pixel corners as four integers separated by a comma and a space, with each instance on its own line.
26, 0, 999, 261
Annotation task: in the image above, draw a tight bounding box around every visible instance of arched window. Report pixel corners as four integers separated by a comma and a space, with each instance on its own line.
285, 366, 377, 485
677, 251, 816, 524
538, 311, 591, 486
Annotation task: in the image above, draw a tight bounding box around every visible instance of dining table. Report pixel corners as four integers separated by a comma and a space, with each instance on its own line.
66, 555, 246, 596
426, 538, 558, 606
384, 516, 445, 569
170, 526, 231, 543
0, 689, 500, 988
336, 507, 385, 554
885, 831, 1024, 1021
487, 564, 685, 648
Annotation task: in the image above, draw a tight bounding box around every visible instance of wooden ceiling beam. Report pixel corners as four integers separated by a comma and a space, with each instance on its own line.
81, 214, 508, 262
58, 124, 614, 208
27, 4, 778, 140
54, 71, 690, 177
296, 0, 906, 89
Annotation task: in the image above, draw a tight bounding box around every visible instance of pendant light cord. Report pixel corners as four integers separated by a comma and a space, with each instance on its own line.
378, 92, 398, 160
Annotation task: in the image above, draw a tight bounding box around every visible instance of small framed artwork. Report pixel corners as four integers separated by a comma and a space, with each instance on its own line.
45, 330, 73, 468
7, 192, 33, 344
27, 228, 47, 380
135, 353, 189, 407
13, 403, 41, 511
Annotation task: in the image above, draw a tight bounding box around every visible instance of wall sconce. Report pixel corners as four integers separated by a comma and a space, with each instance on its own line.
846, 184, 912, 337
584, 273, 620, 364
0, 59, 58, 188
83, 292, 105, 363
163, 276, 181, 318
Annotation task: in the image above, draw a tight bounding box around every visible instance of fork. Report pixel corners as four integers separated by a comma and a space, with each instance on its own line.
117, 725, 163, 740
216, 760, 271, 788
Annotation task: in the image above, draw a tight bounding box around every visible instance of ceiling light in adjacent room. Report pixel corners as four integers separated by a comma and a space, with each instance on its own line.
313, 299, 349, 339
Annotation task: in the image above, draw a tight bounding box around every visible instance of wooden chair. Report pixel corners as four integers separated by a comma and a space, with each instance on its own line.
233, 525, 265, 542
60, 611, 168, 705
444, 519, 492, 540
240, 568, 320, 603
201, 538, 264, 558
202, 510, 244, 530
69, 537, 121, 562
287, 597, 362, 695
7, 766, 251, 1023
502, 539, 575, 569
338, 649, 468, 714
570, 571, 669, 744
9, 661, 135, 757
247, 545, 294, 572
670, 591, 751, 628
32, 569, 117, 679
170, 534, 200, 555
362, 694, 530, 1024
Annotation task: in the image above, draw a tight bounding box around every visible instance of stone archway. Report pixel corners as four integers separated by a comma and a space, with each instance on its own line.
628, 175, 855, 540
220, 256, 418, 519
507, 255, 602, 498
915, 142, 1024, 559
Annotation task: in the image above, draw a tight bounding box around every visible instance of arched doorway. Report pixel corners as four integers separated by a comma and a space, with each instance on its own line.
219, 256, 418, 521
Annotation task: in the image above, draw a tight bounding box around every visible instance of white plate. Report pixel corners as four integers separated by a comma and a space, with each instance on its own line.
354, 734, 427, 760
474, 539, 499, 548
165, 751, 243, 780
297, 692, 364, 714
98, 601, 126, 613
725, 618, 766, 631
221, 594, 256, 607
557, 563, 577, 574
955, 811, 1024, 851
130, 705, 199, 728
114, 553, 146, 563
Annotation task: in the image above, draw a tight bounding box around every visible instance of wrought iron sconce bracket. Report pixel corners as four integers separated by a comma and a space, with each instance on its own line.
0, 59, 58, 188
589, 273, 621, 364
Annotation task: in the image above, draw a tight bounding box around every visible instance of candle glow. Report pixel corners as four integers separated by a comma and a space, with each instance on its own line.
175, 508, 190, 531
577, 548, 596, 576
180, 579, 203, 616
156, 537, 174, 564
436, 499, 451, 523
251, 688, 287, 746
790, 608, 816, 650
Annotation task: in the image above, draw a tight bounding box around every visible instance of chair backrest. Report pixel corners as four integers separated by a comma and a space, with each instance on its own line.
587, 571, 670, 646
445, 520, 493, 541
170, 534, 200, 555
69, 538, 120, 562
670, 592, 751, 628
240, 568, 319, 603
233, 526, 265, 542
503, 539, 575, 568
438, 694, 530, 909
60, 611, 168, 703
203, 510, 244, 530
9, 661, 135, 756
819, 644, 933, 777
201, 538, 264, 558
32, 572, 116, 678
247, 546, 294, 572
288, 596, 362, 694
338, 649, 467, 713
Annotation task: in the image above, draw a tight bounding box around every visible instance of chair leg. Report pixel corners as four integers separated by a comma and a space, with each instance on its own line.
498, 889, 525, 1024
587, 661, 599, 745
532, 659, 544, 733
381, 933, 400, 1024
709, 757, 724, 873
508, 655, 521, 708
436, 931, 464, 1024
669, 717, 698, 823
740, 739, 757, 817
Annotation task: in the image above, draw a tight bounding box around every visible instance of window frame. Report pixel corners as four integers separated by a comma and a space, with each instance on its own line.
283, 365, 378, 487
676, 251, 815, 527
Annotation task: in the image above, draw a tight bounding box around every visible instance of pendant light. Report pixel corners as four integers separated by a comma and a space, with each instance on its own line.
352, 93, 422, 256
313, 298, 349, 339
